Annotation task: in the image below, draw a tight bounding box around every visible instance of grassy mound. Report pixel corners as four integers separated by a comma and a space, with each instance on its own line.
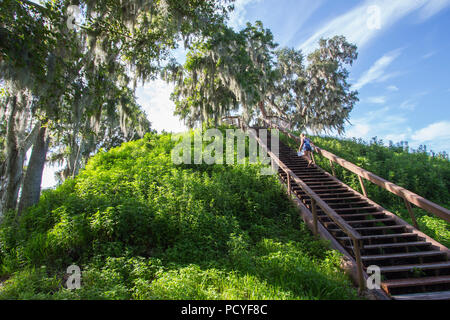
0, 130, 359, 300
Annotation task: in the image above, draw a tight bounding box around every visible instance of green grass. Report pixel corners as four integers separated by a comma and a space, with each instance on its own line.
279, 131, 450, 247
0, 128, 359, 300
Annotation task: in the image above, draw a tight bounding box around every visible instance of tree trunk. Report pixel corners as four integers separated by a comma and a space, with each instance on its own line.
72, 139, 84, 178
0, 95, 24, 215
17, 126, 50, 215
2, 144, 24, 213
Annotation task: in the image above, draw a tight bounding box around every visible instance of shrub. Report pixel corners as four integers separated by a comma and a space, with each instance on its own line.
0, 130, 359, 300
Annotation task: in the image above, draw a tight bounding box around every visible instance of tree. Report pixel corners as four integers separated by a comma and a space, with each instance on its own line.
1, 0, 235, 215
164, 22, 358, 135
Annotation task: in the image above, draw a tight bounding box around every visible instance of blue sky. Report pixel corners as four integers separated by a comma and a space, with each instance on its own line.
42, 0, 450, 188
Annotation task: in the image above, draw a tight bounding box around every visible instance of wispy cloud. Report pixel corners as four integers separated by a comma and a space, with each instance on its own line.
345, 107, 411, 142
411, 121, 450, 152
229, 0, 262, 30
281, 1, 324, 46
345, 112, 450, 153
353, 49, 402, 91
345, 106, 401, 140
387, 85, 399, 92
417, 0, 450, 21
412, 121, 450, 141
423, 51, 437, 59
298, 0, 450, 53
367, 96, 387, 104
399, 99, 417, 111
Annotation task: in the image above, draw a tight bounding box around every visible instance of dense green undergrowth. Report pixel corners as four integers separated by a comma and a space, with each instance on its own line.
280, 132, 450, 247
0, 129, 359, 300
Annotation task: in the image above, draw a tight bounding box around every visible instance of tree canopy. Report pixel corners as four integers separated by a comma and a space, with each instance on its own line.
164, 21, 358, 134
0, 0, 235, 215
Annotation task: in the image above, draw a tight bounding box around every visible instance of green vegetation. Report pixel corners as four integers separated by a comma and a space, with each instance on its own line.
0, 130, 359, 300
280, 132, 450, 247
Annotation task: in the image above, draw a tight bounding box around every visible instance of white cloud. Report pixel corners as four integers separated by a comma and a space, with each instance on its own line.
280, 1, 324, 46
345, 106, 390, 139
353, 49, 402, 90
344, 107, 412, 144
423, 51, 437, 59
367, 96, 386, 104
136, 79, 187, 134
399, 99, 418, 111
344, 113, 450, 153
298, 0, 450, 54
418, 0, 450, 21
412, 121, 450, 142
409, 121, 450, 152
383, 132, 409, 142
387, 85, 399, 92
229, 0, 262, 30
346, 122, 371, 139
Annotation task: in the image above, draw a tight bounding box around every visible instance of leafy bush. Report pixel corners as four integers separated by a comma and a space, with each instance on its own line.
0, 129, 359, 300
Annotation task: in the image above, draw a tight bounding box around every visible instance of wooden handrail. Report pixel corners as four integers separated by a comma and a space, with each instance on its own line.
263, 117, 450, 223
315, 148, 450, 222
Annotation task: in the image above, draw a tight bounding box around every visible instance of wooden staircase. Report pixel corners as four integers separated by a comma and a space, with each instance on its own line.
263, 132, 450, 300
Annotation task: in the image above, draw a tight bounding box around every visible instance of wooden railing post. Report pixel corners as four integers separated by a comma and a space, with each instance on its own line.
353, 239, 366, 294
358, 175, 368, 198
311, 199, 318, 236
404, 198, 419, 230
287, 171, 291, 197
329, 159, 336, 177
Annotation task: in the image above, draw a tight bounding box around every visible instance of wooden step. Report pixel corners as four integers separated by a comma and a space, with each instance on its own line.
289, 169, 322, 174
361, 250, 446, 261
362, 241, 432, 250
306, 200, 369, 207
313, 189, 355, 195
391, 291, 450, 300
303, 182, 341, 186
329, 225, 406, 233
318, 207, 378, 214
309, 185, 347, 190
382, 276, 450, 290
303, 192, 356, 198
319, 196, 363, 202
333, 206, 377, 212
337, 233, 418, 241
339, 212, 386, 219
289, 172, 324, 176
379, 261, 450, 273
297, 178, 335, 182
353, 225, 406, 232
346, 218, 396, 225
